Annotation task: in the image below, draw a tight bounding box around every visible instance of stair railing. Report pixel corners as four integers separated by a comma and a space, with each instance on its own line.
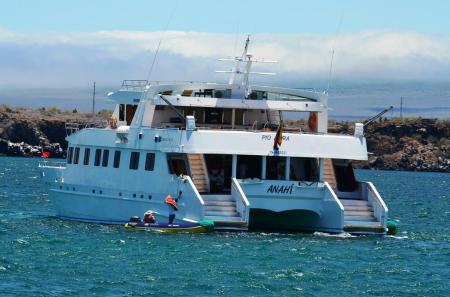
231, 178, 250, 223
179, 175, 205, 220
362, 181, 388, 228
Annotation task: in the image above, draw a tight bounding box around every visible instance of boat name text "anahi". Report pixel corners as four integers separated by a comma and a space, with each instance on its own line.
266, 184, 294, 194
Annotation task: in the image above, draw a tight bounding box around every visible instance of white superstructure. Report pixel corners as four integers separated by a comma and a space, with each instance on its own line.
40, 38, 388, 234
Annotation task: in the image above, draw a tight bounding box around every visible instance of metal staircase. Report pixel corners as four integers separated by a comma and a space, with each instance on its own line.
187, 154, 209, 193
203, 195, 247, 230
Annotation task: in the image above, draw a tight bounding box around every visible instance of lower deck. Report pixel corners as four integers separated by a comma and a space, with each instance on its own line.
40, 149, 388, 234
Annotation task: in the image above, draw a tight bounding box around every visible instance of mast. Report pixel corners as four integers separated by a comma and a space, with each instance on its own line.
216, 36, 277, 98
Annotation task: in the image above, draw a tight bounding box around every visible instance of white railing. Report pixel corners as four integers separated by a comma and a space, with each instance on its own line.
65, 119, 107, 136
231, 178, 250, 223
362, 181, 388, 228
182, 175, 205, 219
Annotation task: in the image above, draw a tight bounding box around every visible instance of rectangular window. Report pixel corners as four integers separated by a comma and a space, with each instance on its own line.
145, 153, 155, 171
119, 104, 125, 121
73, 147, 80, 164
94, 149, 101, 166
67, 147, 74, 164
113, 151, 121, 168
129, 152, 140, 170
167, 154, 189, 175
83, 148, 90, 165
102, 150, 109, 167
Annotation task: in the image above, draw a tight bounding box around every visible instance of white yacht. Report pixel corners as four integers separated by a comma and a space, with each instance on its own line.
40, 37, 389, 234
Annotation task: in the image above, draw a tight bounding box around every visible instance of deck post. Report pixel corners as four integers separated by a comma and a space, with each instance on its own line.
285, 157, 290, 180
261, 156, 267, 179
319, 158, 324, 181
232, 154, 237, 178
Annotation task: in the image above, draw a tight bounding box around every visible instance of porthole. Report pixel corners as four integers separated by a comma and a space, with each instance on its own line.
140, 194, 144, 199
133, 194, 136, 198
99, 190, 103, 194
119, 192, 122, 197
148, 195, 152, 200
92, 189, 96, 194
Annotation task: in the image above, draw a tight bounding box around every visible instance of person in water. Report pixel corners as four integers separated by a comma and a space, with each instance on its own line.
165, 195, 178, 224
143, 210, 156, 224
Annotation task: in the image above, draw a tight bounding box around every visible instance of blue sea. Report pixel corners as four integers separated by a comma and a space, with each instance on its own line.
0, 157, 449, 296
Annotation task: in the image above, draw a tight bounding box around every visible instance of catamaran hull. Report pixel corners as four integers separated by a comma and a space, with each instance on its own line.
49, 189, 176, 224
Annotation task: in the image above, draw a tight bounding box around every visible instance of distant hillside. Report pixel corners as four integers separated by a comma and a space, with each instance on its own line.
0, 105, 448, 172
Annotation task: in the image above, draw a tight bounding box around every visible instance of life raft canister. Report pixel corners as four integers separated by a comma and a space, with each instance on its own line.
165, 195, 178, 210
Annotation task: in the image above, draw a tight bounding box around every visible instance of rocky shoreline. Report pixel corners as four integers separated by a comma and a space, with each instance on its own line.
0, 105, 449, 172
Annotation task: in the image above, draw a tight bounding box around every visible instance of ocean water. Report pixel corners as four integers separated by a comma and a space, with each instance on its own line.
0, 157, 449, 296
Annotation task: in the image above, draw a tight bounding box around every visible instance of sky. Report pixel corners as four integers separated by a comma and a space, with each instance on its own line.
1, 0, 450, 89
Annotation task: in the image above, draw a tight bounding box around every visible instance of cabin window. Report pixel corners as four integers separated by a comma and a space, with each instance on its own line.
67, 147, 73, 164
113, 151, 121, 168
289, 157, 319, 182
119, 104, 125, 121
83, 148, 90, 165
205, 108, 223, 124
223, 109, 232, 125
126, 104, 138, 125
102, 150, 109, 167
129, 151, 140, 170
73, 147, 80, 165
237, 155, 262, 179
333, 160, 357, 192
94, 149, 101, 166
234, 109, 244, 126
167, 154, 189, 175
145, 153, 155, 171
205, 154, 232, 193
266, 156, 286, 180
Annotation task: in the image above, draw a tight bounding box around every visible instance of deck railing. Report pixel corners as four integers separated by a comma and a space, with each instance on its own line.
65, 119, 107, 136
362, 181, 388, 228
232, 178, 250, 223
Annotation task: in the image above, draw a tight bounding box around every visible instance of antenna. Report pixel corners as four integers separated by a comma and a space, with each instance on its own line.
92, 81, 96, 114
146, 0, 179, 81
400, 96, 403, 120
217, 35, 278, 97
327, 11, 344, 93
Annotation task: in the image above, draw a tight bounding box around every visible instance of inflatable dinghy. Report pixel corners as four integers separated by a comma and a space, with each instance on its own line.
124, 217, 214, 233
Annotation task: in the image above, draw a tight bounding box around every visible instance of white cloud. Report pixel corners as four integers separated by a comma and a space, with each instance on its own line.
0, 28, 449, 88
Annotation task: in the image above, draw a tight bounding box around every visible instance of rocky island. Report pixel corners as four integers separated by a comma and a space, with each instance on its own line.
0, 105, 449, 172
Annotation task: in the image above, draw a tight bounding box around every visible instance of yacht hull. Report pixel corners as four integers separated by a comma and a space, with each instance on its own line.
49, 189, 176, 225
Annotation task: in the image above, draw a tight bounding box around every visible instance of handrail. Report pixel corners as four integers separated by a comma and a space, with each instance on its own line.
363, 181, 388, 228
324, 182, 344, 211
231, 178, 250, 223
65, 119, 107, 136
183, 175, 205, 205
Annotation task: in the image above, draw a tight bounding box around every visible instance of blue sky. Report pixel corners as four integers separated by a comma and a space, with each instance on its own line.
2, 0, 450, 34
1, 1, 450, 89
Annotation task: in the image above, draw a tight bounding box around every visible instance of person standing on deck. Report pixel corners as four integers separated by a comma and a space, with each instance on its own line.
165, 195, 178, 224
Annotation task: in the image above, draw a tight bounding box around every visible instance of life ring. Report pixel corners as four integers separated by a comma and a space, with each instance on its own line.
109, 116, 117, 129
308, 112, 318, 132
